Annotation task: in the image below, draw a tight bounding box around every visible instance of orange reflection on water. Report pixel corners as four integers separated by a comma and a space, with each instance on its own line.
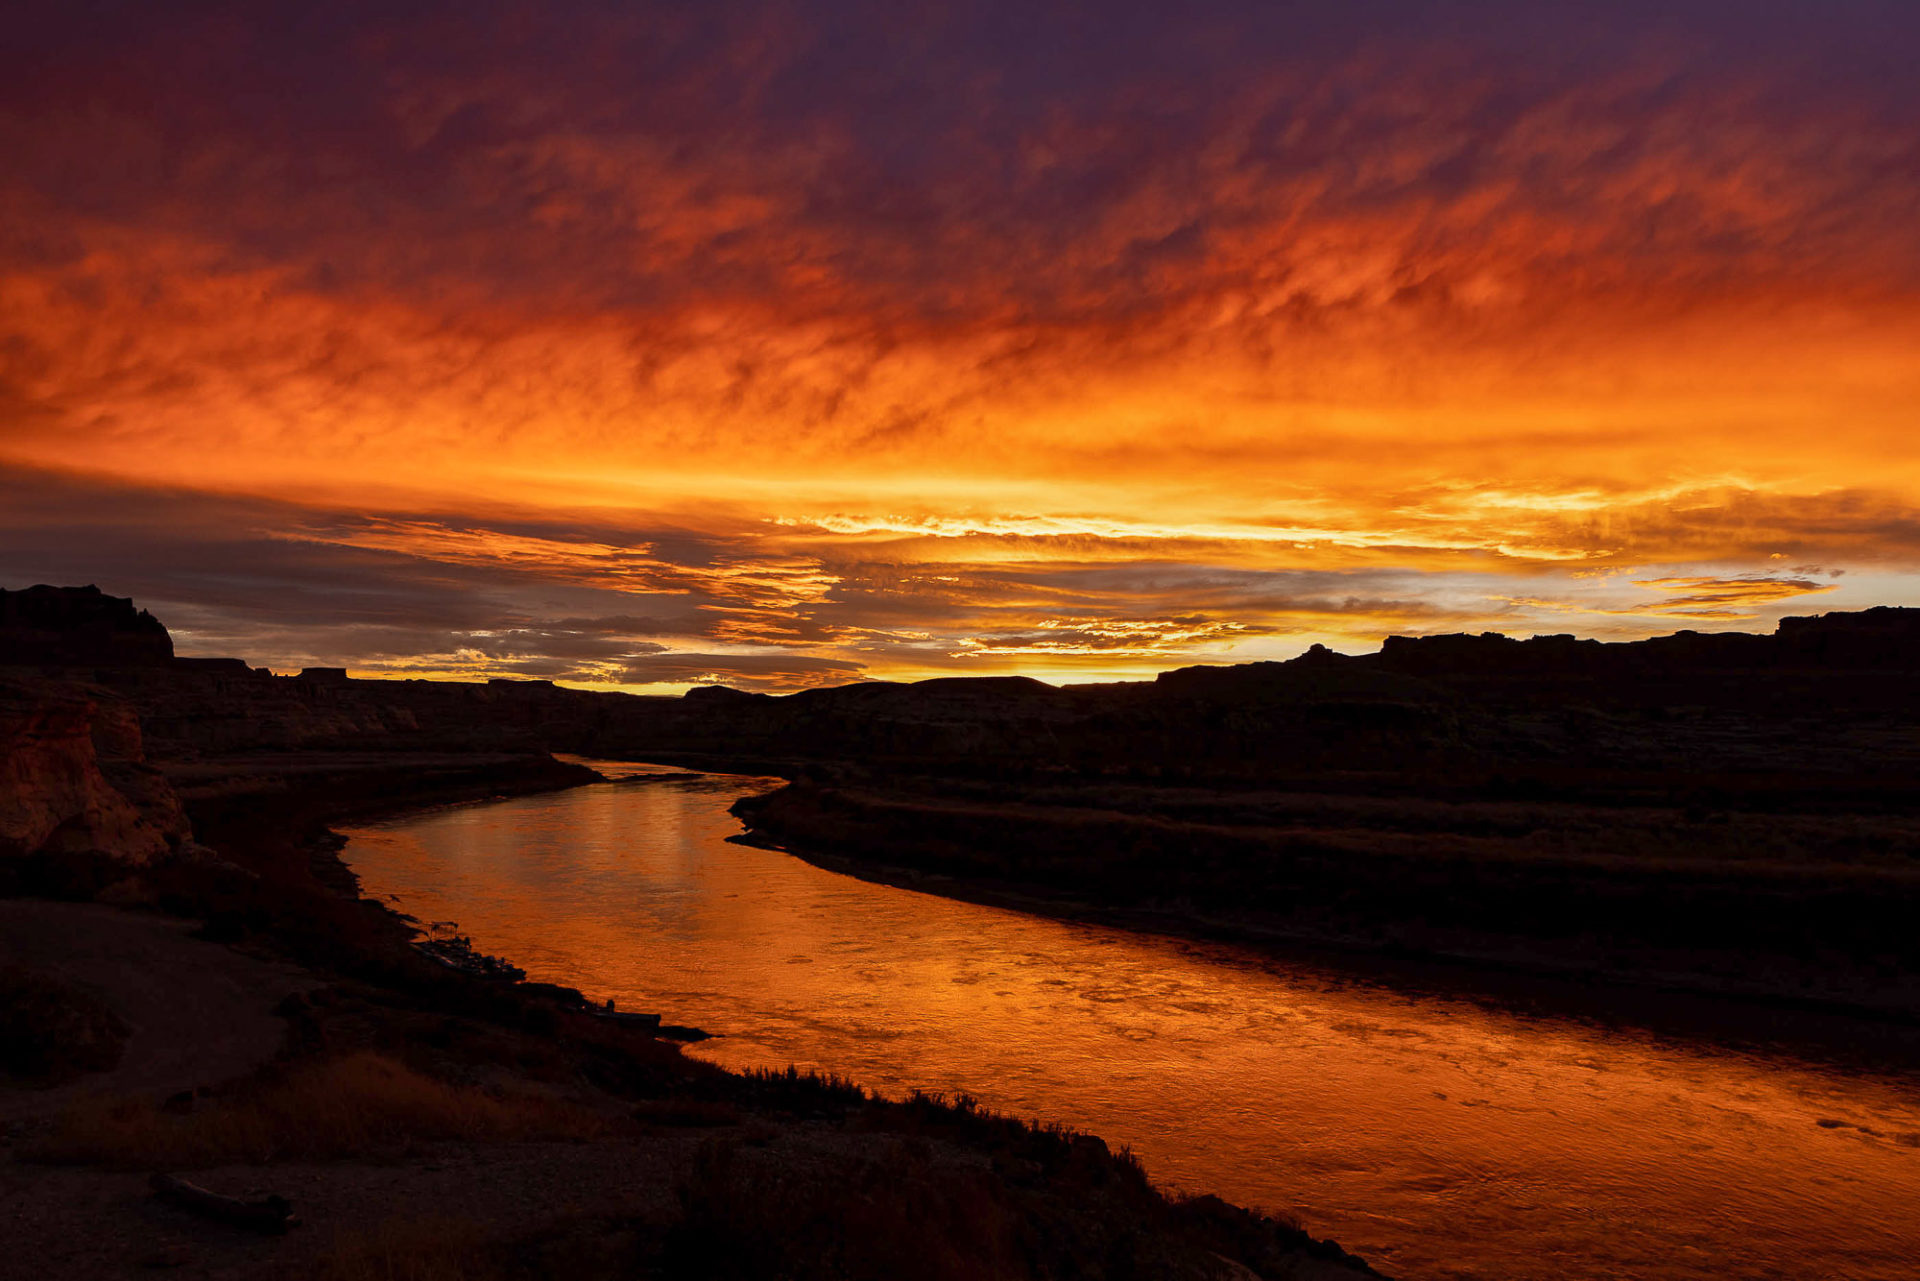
341, 768, 1920, 1281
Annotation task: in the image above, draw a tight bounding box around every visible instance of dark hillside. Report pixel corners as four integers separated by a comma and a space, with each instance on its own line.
8, 584, 1920, 1014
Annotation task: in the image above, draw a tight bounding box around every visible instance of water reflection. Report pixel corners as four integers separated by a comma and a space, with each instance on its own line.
341, 767, 1920, 1281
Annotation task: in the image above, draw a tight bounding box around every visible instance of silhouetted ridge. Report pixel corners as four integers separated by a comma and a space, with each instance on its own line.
0, 584, 173, 666
10, 584, 1920, 778
1155, 652, 1448, 705
1365, 608, 1920, 680
1775, 605, 1920, 665
784, 674, 1063, 711
683, 683, 772, 706
9, 583, 1920, 1018
1375, 631, 1605, 677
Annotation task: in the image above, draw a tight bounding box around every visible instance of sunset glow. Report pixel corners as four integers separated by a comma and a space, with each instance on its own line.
5, 3, 1918, 689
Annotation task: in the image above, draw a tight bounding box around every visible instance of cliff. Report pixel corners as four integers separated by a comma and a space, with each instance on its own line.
14, 582, 1920, 792
0, 584, 173, 667
0, 587, 633, 867
0, 675, 188, 863
627, 606, 1920, 784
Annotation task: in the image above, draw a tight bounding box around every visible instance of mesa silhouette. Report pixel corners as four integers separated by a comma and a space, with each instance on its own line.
5, 583, 1918, 1017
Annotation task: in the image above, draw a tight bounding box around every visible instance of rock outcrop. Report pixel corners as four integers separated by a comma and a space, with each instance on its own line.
651, 606, 1920, 779
12, 580, 1920, 789
9, 580, 1920, 1017
0, 675, 189, 863
0, 584, 174, 667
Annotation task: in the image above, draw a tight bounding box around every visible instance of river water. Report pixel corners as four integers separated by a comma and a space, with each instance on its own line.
338, 765, 1920, 1281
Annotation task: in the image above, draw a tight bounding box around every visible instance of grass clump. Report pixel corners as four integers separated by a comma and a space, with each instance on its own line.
662, 1136, 1027, 1281
312, 1217, 500, 1281
733, 1064, 869, 1113
28, 1050, 608, 1168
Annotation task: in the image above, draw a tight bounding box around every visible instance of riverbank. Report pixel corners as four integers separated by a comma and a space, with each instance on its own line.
336, 762, 1920, 1281
728, 775, 1920, 1062
3, 751, 1387, 1281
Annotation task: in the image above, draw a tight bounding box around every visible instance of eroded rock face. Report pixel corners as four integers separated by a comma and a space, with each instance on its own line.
0, 584, 173, 667
0, 676, 188, 863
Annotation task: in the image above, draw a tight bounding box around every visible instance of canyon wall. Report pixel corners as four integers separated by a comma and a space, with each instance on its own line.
0, 675, 188, 862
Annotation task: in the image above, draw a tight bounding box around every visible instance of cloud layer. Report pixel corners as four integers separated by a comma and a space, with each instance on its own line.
3, 3, 1918, 685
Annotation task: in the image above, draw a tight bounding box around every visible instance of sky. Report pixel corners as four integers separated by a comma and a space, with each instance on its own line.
4, 1, 1918, 691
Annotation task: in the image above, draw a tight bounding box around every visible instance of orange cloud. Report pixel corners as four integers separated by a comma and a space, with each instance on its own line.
1630, 575, 1840, 619
2, 5, 1918, 685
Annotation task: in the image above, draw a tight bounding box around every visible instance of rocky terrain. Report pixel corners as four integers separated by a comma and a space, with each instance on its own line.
2, 586, 1384, 1280
9, 579, 1920, 1278
0, 585, 172, 669
8, 582, 1920, 1021
10, 581, 1920, 1017
0, 674, 187, 867
636, 606, 1920, 787
714, 613, 1920, 1019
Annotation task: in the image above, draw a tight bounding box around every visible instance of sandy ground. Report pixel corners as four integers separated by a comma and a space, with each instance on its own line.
1, 1139, 694, 1281
0, 900, 692, 1280
0, 901, 320, 1129
0, 899, 1378, 1281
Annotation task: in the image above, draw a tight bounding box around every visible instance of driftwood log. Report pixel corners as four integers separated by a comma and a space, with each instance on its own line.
149, 1172, 298, 1234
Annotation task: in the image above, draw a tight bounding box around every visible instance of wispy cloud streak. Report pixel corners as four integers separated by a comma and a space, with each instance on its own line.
1, 5, 1917, 682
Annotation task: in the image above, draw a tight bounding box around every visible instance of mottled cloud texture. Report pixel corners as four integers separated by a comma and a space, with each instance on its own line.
3, 3, 1918, 687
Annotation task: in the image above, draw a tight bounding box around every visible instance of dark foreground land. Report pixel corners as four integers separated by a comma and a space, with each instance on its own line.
2, 653, 1379, 1277
8, 583, 1920, 1275
10, 583, 1920, 1024
704, 613, 1920, 1023
3, 832, 1375, 1281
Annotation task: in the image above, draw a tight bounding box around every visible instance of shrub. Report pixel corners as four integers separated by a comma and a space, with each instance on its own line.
27, 1051, 607, 1167
312, 1217, 500, 1281
662, 1137, 1024, 1281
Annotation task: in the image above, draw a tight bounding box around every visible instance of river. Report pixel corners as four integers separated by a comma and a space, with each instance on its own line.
338, 764, 1920, 1281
